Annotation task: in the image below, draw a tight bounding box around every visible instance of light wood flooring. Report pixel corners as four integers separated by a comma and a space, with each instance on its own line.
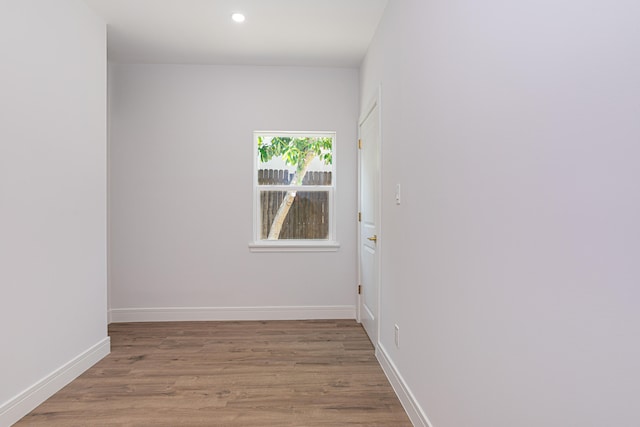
16, 320, 412, 426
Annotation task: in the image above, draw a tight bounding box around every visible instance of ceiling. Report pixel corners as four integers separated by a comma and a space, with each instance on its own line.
83, 0, 388, 67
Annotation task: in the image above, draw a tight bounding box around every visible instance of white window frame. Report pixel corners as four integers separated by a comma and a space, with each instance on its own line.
249, 131, 339, 252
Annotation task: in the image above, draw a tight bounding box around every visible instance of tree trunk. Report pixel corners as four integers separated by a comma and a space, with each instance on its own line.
267, 151, 316, 240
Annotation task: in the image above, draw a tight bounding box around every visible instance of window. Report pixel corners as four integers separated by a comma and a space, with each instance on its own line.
250, 131, 338, 252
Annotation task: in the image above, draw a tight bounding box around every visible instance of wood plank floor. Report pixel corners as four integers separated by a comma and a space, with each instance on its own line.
16, 320, 412, 426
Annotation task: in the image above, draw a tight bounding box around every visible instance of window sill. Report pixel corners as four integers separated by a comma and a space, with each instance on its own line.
249, 241, 340, 253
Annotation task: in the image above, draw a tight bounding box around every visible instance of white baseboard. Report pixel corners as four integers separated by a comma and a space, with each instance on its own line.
110, 305, 356, 322
0, 337, 110, 426
376, 343, 433, 427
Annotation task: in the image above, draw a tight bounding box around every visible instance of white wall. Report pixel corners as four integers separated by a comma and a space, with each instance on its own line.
361, 1, 640, 426
109, 64, 359, 320
0, 0, 108, 424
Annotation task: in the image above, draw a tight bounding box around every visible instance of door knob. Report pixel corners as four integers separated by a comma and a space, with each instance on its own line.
367, 235, 377, 243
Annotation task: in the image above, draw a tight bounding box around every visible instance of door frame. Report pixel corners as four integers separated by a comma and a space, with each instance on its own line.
357, 86, 382, 347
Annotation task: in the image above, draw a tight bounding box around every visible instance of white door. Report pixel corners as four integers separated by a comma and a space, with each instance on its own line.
358, 100, 380, 345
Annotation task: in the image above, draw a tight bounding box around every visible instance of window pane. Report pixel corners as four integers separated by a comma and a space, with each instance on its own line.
260, 190, 330, 240
257, 135, 333, 187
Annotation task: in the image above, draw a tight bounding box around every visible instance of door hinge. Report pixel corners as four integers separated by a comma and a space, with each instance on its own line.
358, 212, 362, 222
358, 139, 362, 149
358, 284, 362, 295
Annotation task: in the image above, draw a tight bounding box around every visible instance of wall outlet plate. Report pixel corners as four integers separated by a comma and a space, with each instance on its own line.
394, 324, 400, 348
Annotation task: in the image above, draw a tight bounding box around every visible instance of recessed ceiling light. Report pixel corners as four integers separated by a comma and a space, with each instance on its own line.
231, 13, 245, 23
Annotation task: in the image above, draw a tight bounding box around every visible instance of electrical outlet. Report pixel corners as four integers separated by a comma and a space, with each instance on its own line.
395, 184, 401, 205
394, 324, 400, 348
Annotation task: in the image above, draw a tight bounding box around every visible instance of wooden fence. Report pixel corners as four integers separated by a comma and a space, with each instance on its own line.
257, 169, 332, 186
258, 169, 332, 239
